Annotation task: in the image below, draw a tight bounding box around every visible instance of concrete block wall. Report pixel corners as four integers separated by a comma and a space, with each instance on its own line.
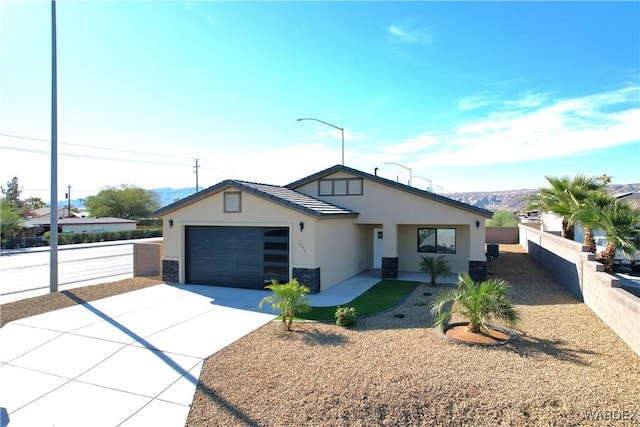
519, 225, 640, 357
486, 226, 519, 244
133, 241, 163, 277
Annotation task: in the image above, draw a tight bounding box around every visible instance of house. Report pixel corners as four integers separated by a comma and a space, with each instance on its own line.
153, 165, 493, 293
24, 217, 138, 234
27, 207, 74, 219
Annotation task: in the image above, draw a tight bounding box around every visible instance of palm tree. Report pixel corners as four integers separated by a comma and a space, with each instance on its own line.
430, 273, 520, 334
419, 255, 452, 287
526, 174, 607, 242
576, 200, 640, 273
259, 278, 311, 331
575, 189, 615, 253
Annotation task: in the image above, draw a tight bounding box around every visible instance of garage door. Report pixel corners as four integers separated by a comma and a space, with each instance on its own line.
185, 226, 289, 289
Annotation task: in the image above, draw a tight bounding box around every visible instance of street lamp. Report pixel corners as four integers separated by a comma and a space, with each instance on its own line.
385, 162, 412, 186
413, 175, 432, 191
297, 118, 345, 165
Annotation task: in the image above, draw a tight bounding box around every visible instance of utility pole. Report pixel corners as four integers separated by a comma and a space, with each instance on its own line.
50, 0, 58, 293
65, 185, 71, 217
193, 158, 200, 192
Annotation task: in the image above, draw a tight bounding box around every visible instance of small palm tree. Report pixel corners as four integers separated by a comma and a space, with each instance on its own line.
430, 273, 520, 334
259, 278, 311, 331
419, 255, 452, 287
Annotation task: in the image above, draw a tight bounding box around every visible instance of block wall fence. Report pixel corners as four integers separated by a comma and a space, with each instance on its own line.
519, 224, 640, 357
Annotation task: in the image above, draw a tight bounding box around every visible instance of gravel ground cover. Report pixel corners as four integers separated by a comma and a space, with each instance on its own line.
186, 245, 640, 426
2, 245, 639, 426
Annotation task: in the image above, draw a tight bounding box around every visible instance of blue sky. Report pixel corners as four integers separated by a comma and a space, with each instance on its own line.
1, 1, 638, 203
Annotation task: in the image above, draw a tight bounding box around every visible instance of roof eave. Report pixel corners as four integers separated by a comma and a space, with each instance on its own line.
287, 165, 494, 218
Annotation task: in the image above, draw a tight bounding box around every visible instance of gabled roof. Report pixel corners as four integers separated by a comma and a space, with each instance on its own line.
153, 179, 358, 218
617, 192, 640, 211
287, 164, 493, 218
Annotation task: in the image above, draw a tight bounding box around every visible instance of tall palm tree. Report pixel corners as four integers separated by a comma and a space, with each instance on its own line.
526, 174, 607, 242
574, 189, 615, 253
576, 200, 640, 273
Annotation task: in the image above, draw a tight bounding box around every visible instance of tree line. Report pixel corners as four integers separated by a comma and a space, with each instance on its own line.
1, 177, 161, 241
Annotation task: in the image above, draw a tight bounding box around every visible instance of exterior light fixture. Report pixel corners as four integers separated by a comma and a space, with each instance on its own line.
475, 220, 480, 229
299, 221, 304, 232
169, 219, 174, 228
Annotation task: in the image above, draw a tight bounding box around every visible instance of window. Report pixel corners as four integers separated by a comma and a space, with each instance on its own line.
417, 228, 456, 254
318, 178, 363, 196
224, 191, 241, 212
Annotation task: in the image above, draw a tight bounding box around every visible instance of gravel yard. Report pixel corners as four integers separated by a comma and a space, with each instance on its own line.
186, 245, 640, 426
2, 245, 639, 426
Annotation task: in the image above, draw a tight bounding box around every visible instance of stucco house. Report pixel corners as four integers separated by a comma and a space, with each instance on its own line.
153, 165, 493, 293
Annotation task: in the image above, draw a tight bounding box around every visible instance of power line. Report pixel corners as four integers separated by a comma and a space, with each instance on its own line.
1, 132, 233, 182
0, 132, 201, 162
0, 145, 193, 168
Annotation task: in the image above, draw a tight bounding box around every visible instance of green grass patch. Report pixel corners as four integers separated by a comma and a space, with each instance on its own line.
296, 280, 417, 321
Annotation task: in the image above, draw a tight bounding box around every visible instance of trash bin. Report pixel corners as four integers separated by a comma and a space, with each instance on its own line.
486, 243, 499, 259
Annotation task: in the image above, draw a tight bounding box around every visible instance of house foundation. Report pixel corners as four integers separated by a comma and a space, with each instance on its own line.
293, 267, 321, 293
381, 257, 399, 279
162, 260, 179, 283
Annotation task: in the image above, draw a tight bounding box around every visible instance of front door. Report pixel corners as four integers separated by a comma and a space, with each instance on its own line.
373, 228, 383, 268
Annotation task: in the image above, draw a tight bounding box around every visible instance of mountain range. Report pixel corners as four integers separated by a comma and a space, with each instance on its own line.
60, 183, 639, 212
151, 184, 640, 212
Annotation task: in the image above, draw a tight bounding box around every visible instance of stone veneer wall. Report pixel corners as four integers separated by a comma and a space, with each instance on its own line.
162, 260, 179, 283
292, 267, 321, 294
468, 260, 487, 282
519, 224, 640, 357
381, 257, 398, 279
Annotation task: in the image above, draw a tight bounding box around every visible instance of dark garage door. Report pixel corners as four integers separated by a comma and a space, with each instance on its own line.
185, 226, 289, 289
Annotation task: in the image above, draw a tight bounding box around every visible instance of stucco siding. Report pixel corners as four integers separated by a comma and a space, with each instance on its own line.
315, 218, 366, 291
397, 225, 470, 274
161, 189, 318, 283
295, 172, 487, 261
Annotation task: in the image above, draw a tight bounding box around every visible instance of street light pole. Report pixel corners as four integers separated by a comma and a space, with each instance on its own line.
297, 118, 344, 165
385, 162, 412, 186
413, 175, 432, 191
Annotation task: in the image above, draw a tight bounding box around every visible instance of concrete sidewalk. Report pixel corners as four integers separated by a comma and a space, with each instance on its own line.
1, 271, 426, 426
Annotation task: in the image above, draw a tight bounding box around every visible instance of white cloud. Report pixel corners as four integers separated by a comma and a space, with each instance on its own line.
384, 86, 640, 169
386, 24, 434, 47
383, 134, 440, 155
457, 93, 499, 111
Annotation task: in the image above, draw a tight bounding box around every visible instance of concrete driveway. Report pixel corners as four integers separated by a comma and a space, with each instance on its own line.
0, 284, 276, 426
0, 271, 397, 426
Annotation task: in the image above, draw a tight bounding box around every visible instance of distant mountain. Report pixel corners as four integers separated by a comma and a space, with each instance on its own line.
153, 187, 198, 208
445, 183, 640, 212
150, 183, 640, 212
444, 189, 536, 212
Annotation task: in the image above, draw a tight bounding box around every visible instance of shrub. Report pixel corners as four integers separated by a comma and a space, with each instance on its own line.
335, 306, 357, 327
